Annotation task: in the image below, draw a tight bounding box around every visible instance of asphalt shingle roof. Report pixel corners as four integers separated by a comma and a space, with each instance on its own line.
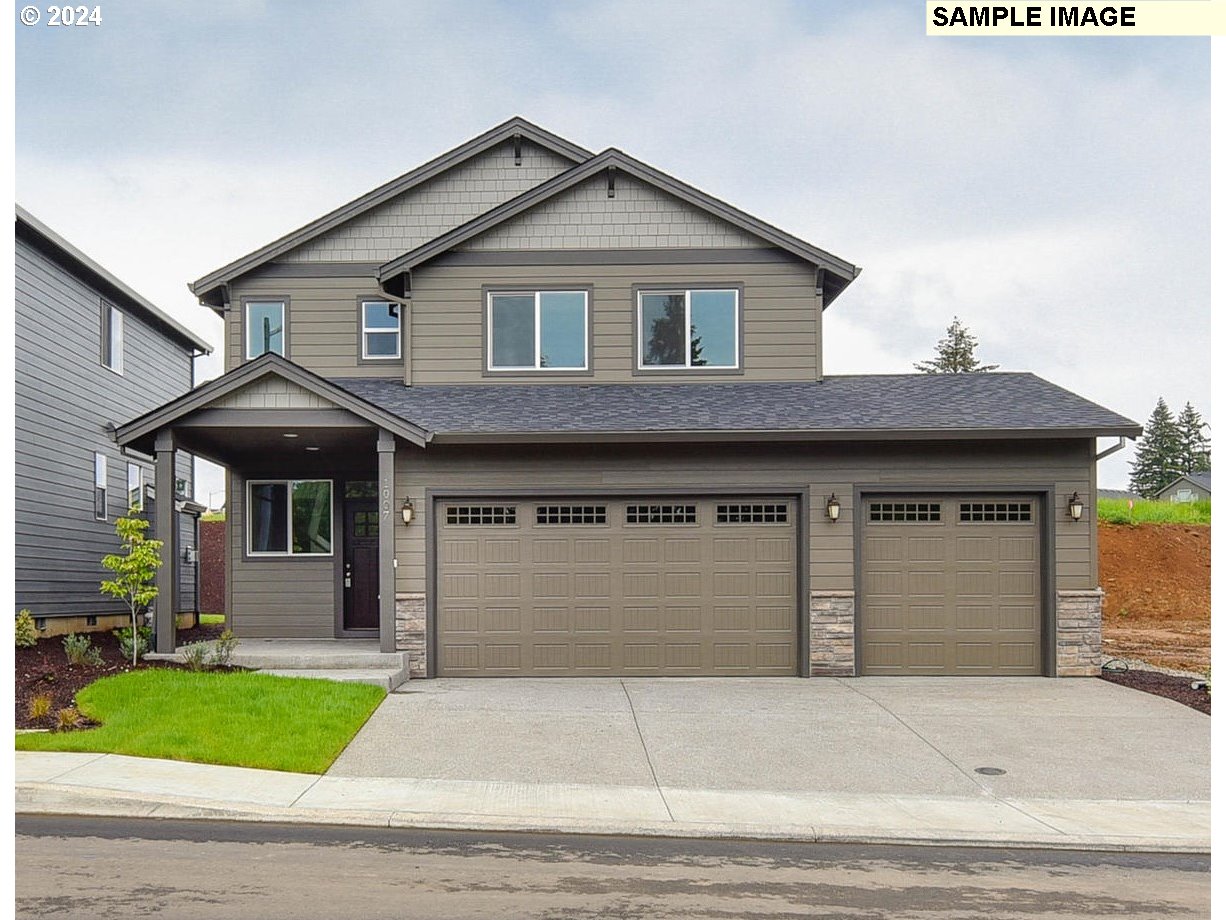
331, 373, 1139, 440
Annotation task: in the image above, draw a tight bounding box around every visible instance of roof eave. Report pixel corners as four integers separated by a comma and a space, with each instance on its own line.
189, 117, 592, 303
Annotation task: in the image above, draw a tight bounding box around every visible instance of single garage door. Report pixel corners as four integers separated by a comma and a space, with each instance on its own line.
436, 497, 798, 676
861, 496, 1042, 675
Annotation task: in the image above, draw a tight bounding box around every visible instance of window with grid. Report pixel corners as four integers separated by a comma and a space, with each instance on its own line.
868, 502, 942, 523
625, 504, 698, 525
536, 505, 607, 525
715, 503, 789, 524
446, 505, 517, 525
959, 501, 1033, 523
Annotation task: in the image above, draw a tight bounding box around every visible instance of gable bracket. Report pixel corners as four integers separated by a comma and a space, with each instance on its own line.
607, 166, 616, 199
513, 134, 522, 166
815, 267, 826, 297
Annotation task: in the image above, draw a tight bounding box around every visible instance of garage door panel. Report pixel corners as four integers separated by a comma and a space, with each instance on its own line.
437, 497, 798, 677
862, 496, 1041, 676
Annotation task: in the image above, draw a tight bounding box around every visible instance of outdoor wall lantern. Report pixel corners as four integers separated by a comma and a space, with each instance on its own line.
401, 498, 415, 526
825, 493, 841, 522
1068, 492, 1084, 521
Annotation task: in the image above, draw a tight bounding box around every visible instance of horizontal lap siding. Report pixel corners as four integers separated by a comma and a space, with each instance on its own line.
409, 259, 820, 384
227, 472, 337, 638
393, 439, 1096, 598
16, 238, 197, 618
225, 275, 400, 378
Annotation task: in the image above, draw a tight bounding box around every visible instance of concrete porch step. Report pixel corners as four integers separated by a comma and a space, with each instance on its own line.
147, 639, 410, 673
256, 668, 407, 691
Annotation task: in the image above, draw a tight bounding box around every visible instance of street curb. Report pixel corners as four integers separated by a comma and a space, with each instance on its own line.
15, 783, 1211, 854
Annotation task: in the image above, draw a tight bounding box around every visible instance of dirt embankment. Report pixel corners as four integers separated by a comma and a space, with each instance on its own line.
1099, 523, 1210, 673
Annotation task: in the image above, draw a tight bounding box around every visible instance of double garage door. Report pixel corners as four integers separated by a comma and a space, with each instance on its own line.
436, 497, 799, 676
860, 496, 1043, 675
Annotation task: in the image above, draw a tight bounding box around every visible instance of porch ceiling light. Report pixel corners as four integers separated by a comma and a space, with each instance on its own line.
282, 432, 299, 439
401, 498, 415, 526
1068, 492, 1084, 521
304, 446, 321, 452
825, 493, 841, 522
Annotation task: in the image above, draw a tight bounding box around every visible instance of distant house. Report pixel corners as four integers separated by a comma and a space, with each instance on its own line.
16, 206, 212, 636
1098, 488, 1141, 501
1156, 472, 1211, 503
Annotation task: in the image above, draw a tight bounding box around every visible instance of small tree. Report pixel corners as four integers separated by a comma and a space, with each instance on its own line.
914, 317, 999, 374
100, 507, 164, 666
1175, 402, 1211, 475
1129, 398, 1181, 499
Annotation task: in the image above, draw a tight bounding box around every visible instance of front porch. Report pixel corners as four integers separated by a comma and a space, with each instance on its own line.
146, 638, 412, 691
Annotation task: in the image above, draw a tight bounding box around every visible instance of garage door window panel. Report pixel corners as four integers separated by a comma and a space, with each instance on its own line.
868, 502, 942, 523
626, 504, 698, 525
959, 502, 1033, 523
536, 505, 607, 526
446, 505, 517, 526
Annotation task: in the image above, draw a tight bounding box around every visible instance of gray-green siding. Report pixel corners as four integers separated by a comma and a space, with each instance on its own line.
16, 235, 198, 619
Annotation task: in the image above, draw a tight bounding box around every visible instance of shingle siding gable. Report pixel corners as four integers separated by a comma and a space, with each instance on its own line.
457, 173, 767, 251
280, 140, 574, 263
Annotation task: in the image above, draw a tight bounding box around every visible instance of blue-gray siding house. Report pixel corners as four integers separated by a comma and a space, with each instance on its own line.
15, 206, 213, 635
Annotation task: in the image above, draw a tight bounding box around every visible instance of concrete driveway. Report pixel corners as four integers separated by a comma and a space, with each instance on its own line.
329, 677, 1210, 802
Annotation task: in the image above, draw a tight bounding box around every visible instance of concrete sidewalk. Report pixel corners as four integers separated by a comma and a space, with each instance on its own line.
15, 751, 1209, 852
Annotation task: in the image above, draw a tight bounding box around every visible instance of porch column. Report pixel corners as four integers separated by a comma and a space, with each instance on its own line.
153, 430, 180, 654
377, 429, 397, 653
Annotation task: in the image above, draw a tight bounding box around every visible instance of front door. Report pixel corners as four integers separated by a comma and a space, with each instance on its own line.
343, 498, 380, 631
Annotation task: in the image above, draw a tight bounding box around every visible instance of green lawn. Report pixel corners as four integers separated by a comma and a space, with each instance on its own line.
1098, 498, 1210, 525
15, 669, 385, 773
199, 613, 225, 625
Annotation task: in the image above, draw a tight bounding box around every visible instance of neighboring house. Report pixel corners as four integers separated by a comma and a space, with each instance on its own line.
1156, 472, 1211, 503
16, 206, 212, 636
117, 118, 1140, 677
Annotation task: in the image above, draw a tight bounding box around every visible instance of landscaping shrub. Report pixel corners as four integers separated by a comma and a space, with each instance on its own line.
27, 694, 52, 722
55, 707, 82, 731
210, 629, 239, 668
15, 609, 37, 648
114, 625, 152, 661
181, 641, 211, 672
62, 633, 103, 667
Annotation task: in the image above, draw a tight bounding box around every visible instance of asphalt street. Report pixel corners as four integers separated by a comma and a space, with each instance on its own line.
15, 815, 1211, 920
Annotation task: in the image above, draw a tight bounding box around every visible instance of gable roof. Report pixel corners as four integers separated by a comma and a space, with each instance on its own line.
1159, 471, 1211, 494
115, 353, 430, 451
330, 372, 1139, 443
189, 117, 592, 307
16, 205, 212, 353
378, 148, 861, 304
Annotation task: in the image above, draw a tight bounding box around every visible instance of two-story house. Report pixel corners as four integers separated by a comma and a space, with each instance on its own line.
16, 206, 211, 636
117, 119, 1139, 678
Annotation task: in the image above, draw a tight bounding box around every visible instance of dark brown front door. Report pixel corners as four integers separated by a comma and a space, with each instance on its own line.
343, 499, 379, 631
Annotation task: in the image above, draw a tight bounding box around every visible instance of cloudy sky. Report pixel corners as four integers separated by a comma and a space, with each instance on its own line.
16, 1, 1209, 496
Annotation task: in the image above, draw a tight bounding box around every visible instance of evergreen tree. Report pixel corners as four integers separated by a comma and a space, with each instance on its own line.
1175, 402, 1211, 474
914, 317, 999, 374
1129, 398, 1181, 498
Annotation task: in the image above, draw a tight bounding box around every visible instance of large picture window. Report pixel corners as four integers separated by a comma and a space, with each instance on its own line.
488, 290, 587, 371
638, 289, 739, 370
248, 479, 332, 556
361, 300, 401, 359
245, 300, 286, 359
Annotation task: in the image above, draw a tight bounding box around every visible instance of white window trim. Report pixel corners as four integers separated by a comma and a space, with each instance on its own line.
487, 290, 589, 372
636, 288, 740, 370
246, 478, 334, 557
102, 303, 124, 375
245, 300, 286, 360
94, 453, 108, 521
361, 300, 402, 360
127, 463, 143, 512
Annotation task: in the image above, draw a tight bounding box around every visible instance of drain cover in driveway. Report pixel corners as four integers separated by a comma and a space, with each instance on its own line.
974, 767, 1007, 775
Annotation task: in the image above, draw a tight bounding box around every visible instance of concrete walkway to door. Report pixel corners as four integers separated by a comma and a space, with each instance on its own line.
330, 677, 1208, 802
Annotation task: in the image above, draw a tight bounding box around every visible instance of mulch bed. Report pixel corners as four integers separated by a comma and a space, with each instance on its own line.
1099, 669, 1210, 715
16, 621, 227, 730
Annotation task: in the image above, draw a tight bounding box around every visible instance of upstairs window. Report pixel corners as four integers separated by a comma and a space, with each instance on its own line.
248, 479, 333, 556
361, 300, 401, 360
638, 289, 738, 370
93, 453, 107, 520
100, 302, 124, 373
246, 300, 286, 359
488, 291, 587, 371
127, 463, 143, 512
